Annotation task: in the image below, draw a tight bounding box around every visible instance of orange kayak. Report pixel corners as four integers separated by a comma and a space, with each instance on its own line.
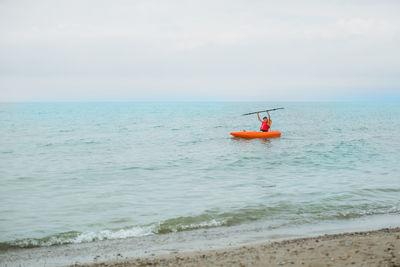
230, 131, 281, 139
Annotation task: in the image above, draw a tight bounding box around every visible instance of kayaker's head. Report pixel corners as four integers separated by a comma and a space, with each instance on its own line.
263, 116, 268, 121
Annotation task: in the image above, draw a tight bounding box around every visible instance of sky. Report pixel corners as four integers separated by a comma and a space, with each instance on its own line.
0, 0, 399, 101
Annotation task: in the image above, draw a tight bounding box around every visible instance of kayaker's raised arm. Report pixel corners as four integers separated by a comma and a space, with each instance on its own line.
257, 112, 262, 122
266, 110, 271, 123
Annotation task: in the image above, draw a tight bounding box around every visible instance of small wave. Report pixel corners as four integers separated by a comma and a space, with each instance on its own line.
39, 139, 101, 148
156, 216, 223, 234
0, 227, 154, 250
362, 188, 400, 193
82, 140, 99, 145
335, 207, 400, 219
122, 166, 141, 170
2, 203, 399, 250
16, 176, 34, 181
122, 166, 161, 171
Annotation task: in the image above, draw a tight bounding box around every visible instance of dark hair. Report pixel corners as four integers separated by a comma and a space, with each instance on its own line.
263, 116, 268, 120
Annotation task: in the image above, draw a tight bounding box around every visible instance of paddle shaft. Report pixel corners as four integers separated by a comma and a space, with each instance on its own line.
242, 107, 284, 116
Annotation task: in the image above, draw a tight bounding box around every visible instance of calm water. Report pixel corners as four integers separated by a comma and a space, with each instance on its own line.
0, 102, 399, 249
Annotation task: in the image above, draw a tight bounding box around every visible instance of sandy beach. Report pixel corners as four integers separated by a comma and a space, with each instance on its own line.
67, 227, 400, 267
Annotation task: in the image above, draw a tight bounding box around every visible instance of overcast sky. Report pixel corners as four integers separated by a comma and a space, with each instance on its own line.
1, 0, 399, 101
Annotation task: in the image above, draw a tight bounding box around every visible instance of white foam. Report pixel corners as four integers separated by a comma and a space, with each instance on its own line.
71, 226, 155, 244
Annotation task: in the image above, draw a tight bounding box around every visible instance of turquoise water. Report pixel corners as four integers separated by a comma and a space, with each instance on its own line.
0, 102, 399, 249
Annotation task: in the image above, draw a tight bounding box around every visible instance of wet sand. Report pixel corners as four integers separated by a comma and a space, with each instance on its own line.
70, 227, 400, 267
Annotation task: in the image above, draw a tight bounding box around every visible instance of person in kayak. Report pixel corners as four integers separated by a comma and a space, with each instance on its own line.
257, 110, 271, 132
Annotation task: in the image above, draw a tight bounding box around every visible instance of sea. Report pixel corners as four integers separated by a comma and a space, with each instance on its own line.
1, 102, 400, 265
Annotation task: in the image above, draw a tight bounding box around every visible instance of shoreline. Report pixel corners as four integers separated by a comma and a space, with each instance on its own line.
71, 227, 400, 267
2, 215, 400, 266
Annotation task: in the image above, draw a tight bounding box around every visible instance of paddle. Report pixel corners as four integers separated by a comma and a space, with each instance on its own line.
241, 107, 284, 116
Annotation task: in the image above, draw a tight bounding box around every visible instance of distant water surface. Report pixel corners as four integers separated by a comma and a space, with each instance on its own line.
0, 102, 399, 248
